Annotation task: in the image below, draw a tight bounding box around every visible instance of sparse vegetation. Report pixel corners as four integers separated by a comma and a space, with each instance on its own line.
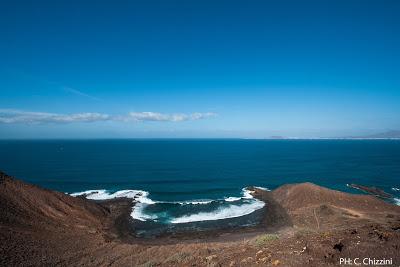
207, 262, 220, 267
254, 234, 279, 246
164, 251, 192, 264
138, 260, 158, 267
294, 228, 316, 239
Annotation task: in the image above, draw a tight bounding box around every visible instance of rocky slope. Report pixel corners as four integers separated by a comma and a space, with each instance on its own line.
1, 171, 399, 266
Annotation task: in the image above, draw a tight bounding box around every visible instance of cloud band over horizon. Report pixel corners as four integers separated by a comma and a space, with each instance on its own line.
0, 109, 217, 124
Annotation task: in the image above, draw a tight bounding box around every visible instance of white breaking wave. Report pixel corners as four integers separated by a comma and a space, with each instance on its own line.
176, 199, 214, 205
242, 188, 256, 199
392, 187, 400, 192
70, 189, 148, 200
225, 187, 265, 201
170, 200, 265, 224
70, 189, 108, 199
224, 196, 242, 202
394, 198, 400, 206
131, 202, 158, 221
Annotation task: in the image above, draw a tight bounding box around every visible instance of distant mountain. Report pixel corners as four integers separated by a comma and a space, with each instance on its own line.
350, 130, 400, 139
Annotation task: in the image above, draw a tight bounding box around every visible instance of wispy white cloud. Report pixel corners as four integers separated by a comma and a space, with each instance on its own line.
0, 109, 216, 124
127, 112, 216, 122
0, 109, 110, 124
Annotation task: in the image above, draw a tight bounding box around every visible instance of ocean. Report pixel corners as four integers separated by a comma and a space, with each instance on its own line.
1, 139, 399, 236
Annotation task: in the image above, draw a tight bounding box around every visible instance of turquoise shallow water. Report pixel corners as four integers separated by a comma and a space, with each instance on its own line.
1, 139, 399, 235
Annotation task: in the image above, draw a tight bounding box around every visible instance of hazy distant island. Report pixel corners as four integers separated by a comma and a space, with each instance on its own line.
348, 130, 400, 139
264, 130, 400, 140
1, 171, 399, 266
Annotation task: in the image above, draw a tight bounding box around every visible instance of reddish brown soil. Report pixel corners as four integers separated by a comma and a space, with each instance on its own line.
1, 172, 399, 266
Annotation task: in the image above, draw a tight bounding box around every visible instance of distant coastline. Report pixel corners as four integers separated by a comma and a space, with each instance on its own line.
259, 137, 400, 140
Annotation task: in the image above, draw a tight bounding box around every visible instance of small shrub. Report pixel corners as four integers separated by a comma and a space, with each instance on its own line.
164, 252, 191, 264
139, 261, 157, 267
295, 227, 317, 239
254, 234, 279, 246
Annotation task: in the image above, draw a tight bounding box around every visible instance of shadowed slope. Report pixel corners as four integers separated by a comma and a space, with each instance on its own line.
0, 171, 118, 266
0, 171, 107, 228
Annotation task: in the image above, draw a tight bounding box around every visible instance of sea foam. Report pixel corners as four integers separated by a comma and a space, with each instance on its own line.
176, 199, 214, 205
224, 196, 242, 202
71, 189, 148, 200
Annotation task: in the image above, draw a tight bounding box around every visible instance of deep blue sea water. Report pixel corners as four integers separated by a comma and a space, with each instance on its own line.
1, 139, 399, 235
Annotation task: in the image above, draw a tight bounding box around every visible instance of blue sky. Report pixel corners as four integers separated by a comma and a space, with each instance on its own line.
0, 0, 399, 138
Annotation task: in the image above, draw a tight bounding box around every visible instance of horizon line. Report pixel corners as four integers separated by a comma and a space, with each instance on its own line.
0, 137, 400, 141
